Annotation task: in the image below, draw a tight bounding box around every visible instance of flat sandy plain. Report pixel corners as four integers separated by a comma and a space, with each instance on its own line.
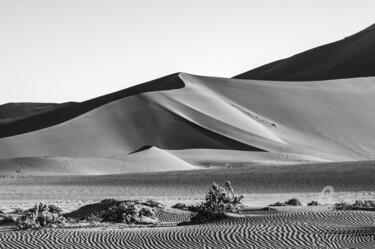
1, 161, 375, 249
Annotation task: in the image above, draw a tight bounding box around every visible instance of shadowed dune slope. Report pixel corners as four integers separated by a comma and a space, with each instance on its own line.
234, 23, 375, 81
0, 102, 75, 125
0, 73, 184, 138
1, 73, 375, 164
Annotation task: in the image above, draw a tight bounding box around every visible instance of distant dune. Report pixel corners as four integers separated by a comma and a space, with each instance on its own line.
234, 23, 375, 81
0, 102, 73, 125
1, 24, 375, 176
1, 72, 375, 176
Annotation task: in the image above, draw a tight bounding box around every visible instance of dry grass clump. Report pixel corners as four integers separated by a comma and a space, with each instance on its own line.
101, 201, 158, 224
188, 181, 244, 224
28, 203, 63, 214
17, 203, 66, 230
66, 199, 160, 225
335, 200, 375, 211
307, 201, 320, 206
270, 198, 302, 207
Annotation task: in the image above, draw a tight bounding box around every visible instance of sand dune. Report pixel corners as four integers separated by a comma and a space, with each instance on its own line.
0, 147, 198, 176
2, 24, 375, 176
234, 23, 375, 81
1, 73, 375, 171
0, 102, 68, 125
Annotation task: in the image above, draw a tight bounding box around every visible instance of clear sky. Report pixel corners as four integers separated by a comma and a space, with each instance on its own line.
1, 0, 374, 104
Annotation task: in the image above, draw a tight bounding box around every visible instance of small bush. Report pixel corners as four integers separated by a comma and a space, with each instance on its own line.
142, 199, 165, 209
172, 203, 188, 210
334, 200, 375, 210
17, 203, 66, 230
307, 201, 319, 206
100, 199, 118, 204
270, 198, 302, 207
28, 203, 63, 214
285, 198, 302, 206
334, 201, 353, 210
101, 201, 158, 224
189, 181, 244, 223
269, 202, 286, 207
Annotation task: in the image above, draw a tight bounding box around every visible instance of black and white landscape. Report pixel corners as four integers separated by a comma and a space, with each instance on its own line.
1, 1, 375, 249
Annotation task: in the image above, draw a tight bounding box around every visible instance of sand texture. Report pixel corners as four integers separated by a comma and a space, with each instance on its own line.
2, 73, 375, 176
1, 207, 374, 249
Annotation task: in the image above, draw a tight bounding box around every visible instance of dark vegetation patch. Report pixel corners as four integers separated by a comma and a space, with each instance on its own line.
269, 198, 302, 207
178, 181, 244, 225
334, 200, 375, 211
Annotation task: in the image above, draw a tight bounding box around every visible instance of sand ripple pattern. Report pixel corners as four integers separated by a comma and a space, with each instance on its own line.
1, 211, 375, 249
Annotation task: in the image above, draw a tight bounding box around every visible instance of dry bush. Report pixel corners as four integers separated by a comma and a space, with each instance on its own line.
17, 203, 66, 230
189, 181, 244, 223
270, 198, 302, 207
334, 200, 375, 211
101, 201, 158, 224
307, 201, 319, 206
28, 203, 63, 214
172, 203, 188, 210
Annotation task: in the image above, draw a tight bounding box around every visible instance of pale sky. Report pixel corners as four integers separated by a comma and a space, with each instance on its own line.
1, 0, 374, 104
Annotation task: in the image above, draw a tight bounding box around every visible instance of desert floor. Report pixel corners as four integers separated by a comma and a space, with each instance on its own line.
1, 164, 375, 249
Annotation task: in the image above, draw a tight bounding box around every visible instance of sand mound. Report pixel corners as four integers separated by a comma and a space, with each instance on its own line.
0, 147, 197, 176
234, 23, 375, 81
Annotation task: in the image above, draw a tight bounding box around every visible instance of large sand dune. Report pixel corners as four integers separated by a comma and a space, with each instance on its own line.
2, 24, 375, 176
1, 74, 375, 175
235, 23, 375, 81
1, 73, 375, 176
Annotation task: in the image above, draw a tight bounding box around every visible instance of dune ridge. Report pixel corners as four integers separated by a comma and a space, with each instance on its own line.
2, 73, 375, 168
234, 23, 375, 81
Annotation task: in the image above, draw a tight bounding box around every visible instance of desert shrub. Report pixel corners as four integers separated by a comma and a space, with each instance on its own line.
353, 200, 375, 208
0, 214, 14, 224
285, 198, 302, 206
334, 200, 375, 210
100, 198, 118, 204
307, 201, 319, 206
101, 201, 158, 224
172, 203, 188, 210
269, 202, 286, 207
28, 203, 63, 214
13, 207, 25, 213
17, 203, 65, 230
334, 201, 353, 210
142, 199, 164, 209
17, 211, 66, 230
270, 198, 302, 207
189, 181, 244, 223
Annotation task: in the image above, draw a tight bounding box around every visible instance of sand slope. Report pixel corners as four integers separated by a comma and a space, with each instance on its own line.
234, 23, 375, 81
0, 147, 197, 176
0, 102, 71, 125
2, 73, 375, 166
1, 72, 375, 177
